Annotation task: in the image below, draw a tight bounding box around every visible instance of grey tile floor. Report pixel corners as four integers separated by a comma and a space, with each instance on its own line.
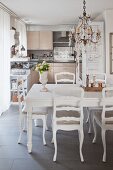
0, 106, 113, 170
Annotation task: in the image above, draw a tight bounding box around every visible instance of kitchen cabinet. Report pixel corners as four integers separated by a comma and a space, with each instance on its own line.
27, 31, 53, 50
30, 70, 39, 88
27, 31, 40, 50
48, 63, 54, 83
40, 31, 53, 50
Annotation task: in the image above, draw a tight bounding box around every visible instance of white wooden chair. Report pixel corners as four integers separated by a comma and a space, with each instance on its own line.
55, 72, 75, 84
17, 79, 48, 145
86, 73, 106, 133
92, 87, 113, 162
106, 74, 113, 86
52, 86, 84, 162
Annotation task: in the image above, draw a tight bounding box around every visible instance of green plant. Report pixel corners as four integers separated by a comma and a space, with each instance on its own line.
35, 61, 50, 74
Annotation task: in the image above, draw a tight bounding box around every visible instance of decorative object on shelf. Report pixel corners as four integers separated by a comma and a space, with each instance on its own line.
11, 45, 19, 57
69, 0, 101, 48
98, 82, 103, 88
35, 61, 50, 92
20, 45, 25, 57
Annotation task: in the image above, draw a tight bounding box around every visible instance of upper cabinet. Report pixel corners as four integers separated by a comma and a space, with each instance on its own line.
27, 31, 53, 50
40, 31, 53, 50
27, 31, 40, 50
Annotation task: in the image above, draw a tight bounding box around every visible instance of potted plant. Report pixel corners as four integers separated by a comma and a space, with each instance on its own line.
35, 61, 50, 92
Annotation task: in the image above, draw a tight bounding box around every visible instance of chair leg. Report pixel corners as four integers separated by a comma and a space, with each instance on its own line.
53, 130, 57, 162
42, 118, 46, 145
23, 117, 26, 131
45, 115, 48, 131
51, 115, 54, 143
18, 116, 24, 144
79, 129, 84, 162
86, 108, 92, 133
88, 111, 92, 134
102, 129, 106, 162
86, 107, 90, 123
92, 117, 97, 143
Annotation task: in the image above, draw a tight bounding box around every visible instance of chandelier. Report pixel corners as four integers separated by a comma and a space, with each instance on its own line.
69, 0, 101, 47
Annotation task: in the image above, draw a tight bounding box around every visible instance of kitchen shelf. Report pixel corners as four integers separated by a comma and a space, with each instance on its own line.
10, 57, 30, 62
10, 69, 30, 104
10, 89, 27, 92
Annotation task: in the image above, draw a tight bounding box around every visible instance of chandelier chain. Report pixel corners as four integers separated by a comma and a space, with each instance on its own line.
83, 0, 86, 16
69, 0, 101, 47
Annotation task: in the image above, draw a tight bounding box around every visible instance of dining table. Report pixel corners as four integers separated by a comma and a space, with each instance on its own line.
25, 84, 103, 153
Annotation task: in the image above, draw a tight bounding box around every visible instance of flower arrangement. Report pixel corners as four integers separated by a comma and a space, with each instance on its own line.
35, 61, 50, 74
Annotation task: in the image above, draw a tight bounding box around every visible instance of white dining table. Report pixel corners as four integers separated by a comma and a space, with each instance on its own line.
25, 84, 102, 153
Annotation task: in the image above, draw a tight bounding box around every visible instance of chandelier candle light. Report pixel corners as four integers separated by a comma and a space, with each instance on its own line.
69, 0, 101, 48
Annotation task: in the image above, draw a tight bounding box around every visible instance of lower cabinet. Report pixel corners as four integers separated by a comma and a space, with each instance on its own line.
48, 63, 54, 83
30, 70, 39, 88
29, 62, 76, 85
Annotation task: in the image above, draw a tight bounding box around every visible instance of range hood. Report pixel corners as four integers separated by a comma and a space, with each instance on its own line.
53, 31, 69, 47
61, 31, 67, 37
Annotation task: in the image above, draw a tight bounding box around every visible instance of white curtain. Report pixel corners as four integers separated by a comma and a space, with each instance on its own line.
0, 9, 10, 115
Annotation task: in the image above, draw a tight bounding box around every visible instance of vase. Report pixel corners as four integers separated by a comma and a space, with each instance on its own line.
39, 71, 48, 92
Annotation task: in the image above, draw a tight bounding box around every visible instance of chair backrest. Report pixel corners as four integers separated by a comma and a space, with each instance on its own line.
106, 74, 113, 86
55, 72, 75, 84
53, 86, 84, 125
102, 87, 113, 125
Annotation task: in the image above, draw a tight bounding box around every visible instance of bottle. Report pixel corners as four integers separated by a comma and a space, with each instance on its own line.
86, 74, 89, 87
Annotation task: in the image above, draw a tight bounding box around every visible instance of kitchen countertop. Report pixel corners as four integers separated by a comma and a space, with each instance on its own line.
10, 56, 77, 63
29, 59, 76, 63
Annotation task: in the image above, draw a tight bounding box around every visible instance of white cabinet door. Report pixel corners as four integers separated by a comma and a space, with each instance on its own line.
27, 31, 40, 50
27, 31, 53, 50
40, 31, 53, 50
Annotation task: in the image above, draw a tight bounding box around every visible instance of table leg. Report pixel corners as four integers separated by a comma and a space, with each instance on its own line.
86, 107, 92, 133
27, 111, 32, 153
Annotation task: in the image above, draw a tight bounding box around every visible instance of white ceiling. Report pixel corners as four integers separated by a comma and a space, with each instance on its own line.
1, 0, 113, 25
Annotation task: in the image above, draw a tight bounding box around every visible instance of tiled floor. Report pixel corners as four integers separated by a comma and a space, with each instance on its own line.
0, 106, 113, 170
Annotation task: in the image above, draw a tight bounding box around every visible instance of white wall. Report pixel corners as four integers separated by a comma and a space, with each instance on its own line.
0, 8, 10, 115
104, 9, 113, 74
93, 9, 113, 74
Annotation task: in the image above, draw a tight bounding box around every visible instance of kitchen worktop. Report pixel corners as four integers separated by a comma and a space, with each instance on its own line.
29, 60, 76, 63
